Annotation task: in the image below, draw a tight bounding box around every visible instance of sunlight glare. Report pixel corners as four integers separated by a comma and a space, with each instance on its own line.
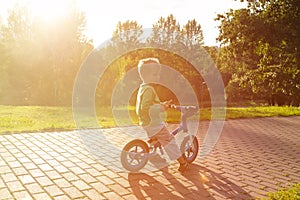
201, 173, 209, 183
28, 0, 70, 23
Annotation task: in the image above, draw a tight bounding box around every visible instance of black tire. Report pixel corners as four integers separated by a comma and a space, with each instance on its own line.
121, 139, 149, 172
180, 135, 199, 163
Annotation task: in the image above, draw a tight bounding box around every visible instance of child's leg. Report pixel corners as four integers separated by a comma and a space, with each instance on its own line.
155, 126, 183, 161
155, 127, 189, 172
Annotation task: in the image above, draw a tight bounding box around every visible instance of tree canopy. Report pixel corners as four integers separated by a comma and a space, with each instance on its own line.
0, 2, 93, 106
1, 0, 298, 107
216, 0, 300, 106
94, 15, 209, 108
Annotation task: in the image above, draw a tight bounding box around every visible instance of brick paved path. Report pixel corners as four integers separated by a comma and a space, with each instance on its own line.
0, 117, 299, 200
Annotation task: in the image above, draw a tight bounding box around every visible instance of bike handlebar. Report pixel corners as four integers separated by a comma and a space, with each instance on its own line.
169, 105, 198, 134
171, 105, 197, 112
170, 105, 198, 117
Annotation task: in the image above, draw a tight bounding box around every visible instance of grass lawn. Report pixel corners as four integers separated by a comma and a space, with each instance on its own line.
0, 106, 75, 134
262, 183, 300, 200
0, 105, 299, 134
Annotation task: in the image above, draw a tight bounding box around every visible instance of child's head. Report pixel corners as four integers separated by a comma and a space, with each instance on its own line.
138, 58, 161, 83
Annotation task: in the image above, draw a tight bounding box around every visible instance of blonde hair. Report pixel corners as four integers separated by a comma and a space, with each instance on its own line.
137, 58, 160, 79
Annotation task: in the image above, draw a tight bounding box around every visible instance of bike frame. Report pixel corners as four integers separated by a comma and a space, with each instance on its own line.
171, 105, 198, 136
147, 105, 198, 157
120, 105, 199, 171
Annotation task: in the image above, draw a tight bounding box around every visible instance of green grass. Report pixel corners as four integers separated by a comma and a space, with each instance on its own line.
0, 106, 75, 134
260, 183, 300, 200
0, 105, 299, 134
226, 106, 300, 119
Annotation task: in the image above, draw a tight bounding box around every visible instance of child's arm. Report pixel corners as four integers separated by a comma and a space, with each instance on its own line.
140, 88, 155, 112
139, 88, 163, 126
140, 88, 168, 114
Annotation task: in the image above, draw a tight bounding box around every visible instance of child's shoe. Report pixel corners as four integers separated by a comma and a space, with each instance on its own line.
178, 161, 189, 173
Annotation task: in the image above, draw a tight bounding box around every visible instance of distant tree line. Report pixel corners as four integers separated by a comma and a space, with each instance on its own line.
93, 15, 211, 108
1, 0, 299, 107
0, 2, 93, 106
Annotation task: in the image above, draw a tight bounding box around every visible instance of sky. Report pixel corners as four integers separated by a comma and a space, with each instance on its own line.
0, 0, 247, 46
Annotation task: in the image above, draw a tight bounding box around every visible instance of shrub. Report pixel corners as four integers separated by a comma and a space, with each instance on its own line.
265, 183, 300, 200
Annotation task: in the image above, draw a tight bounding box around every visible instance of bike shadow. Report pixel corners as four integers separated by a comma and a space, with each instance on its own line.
181, 163, 253, 199
128, 163, 252, 200
128, 169, 185, 200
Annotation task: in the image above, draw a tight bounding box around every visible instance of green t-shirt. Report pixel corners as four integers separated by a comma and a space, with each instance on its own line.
136, 84, 166, 127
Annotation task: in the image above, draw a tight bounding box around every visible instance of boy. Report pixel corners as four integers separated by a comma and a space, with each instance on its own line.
136, 58, 189, 172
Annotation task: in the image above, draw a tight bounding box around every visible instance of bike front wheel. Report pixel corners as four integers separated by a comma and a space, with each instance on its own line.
121, 139, 149, 172
180, 136, 199, 163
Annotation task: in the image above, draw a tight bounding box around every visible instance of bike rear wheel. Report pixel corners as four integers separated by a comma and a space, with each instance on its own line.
180, 136, 199, 163
121, 139, 149, 172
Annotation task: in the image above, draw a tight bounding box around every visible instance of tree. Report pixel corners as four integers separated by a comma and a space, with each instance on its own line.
216, 0, 300, 105
111, 20, 143, 53
181, 19, 204, 48
0, 2, 93, 106
34, 7, 93, 105
95, 20, 143, 107
148, 14, 181, 49
95, 16, 209, 107
0, 4, 34, 105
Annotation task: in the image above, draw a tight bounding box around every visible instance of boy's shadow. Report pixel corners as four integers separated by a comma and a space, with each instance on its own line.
128, 163, 252, 200
128, 170, 185, 200
182, 164, 253, 199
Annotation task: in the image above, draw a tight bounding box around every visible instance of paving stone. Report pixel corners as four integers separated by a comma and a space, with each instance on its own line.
90, 182, 111, 193
36, 176, 54, 187
102, 191, 122, 199
53, 165, 69, 173
113, 177, 131, 188
68, 166, 85, 175
1, 173, 18, 182
47, 159, 61, 167
78, 174, 97, 184
0, 116, 299, 199
62, 187, 84, 199
23, 162, 37, 170
0, 188, 13, 199
18, 174, 35, 184
83, 189, 106, 200
0, 179, 5, 189
7, 161, 22, 168
62, 172, 80, 182
109, 183, 130, 196
2, 156, 16, 163
0, 159, 6, 167
60, 161, 75, 168
12, 167, 28, 176
38, 163, 53, 171
32, 193, 52, 200
121, 194, 139, 200
91, 163, 107, 171
18, 157, 31, 163
53, 195, 71, 200
29, 169, 45, 178
44, 185, 64, 196
72, 179, 91, 190
32, 158, 46, 165
6, 181, 25, 192
53, 178, 72, 188
82, 158, 98, 165
13, 190, 32, 200
96, 175, 115, 185
45, 170, 62, 180
0, 166, 12, 174
24, 183, 44, 194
